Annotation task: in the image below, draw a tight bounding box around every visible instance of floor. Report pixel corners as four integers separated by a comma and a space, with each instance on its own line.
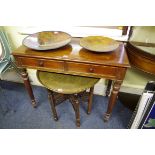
0, 80, 133, 129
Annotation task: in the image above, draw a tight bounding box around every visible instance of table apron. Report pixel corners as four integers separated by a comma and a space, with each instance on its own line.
15, 56, 127, 80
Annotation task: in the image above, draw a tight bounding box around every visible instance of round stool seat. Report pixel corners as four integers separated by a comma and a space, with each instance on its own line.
37, 71, 99, 94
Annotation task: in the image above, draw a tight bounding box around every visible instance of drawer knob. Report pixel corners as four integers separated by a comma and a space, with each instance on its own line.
38, 60, 44, 67
89, 68, 94, 72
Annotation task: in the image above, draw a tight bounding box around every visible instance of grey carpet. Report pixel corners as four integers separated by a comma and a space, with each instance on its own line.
0, 81, 132, 129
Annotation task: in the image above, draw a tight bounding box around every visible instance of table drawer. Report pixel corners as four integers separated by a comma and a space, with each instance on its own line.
67, 62, 117, 77
17, 57, 64, 71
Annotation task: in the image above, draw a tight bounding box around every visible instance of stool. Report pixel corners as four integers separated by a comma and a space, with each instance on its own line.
37, 71, 99, 127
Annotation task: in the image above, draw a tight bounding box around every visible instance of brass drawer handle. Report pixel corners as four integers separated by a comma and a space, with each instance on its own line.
89, 67, 94, 72
38, 60, 44, 67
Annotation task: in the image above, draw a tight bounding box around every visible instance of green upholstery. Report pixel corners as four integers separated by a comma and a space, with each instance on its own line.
136, 46, 155, 55
129, 26, 155, 55
130, 26, 155, 43
37, 71, 99, 94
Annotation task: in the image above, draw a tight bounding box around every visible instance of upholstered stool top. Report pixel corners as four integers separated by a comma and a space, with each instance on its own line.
37, 71, 99, 94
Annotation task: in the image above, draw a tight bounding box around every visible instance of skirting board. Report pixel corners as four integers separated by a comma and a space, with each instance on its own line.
94, 82, 143, 96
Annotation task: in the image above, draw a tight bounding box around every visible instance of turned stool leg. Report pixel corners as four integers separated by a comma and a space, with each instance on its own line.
75, 99, 80, 127
70, 95, 80, 127
87, 86, 94, 114
47, 89, 58, 121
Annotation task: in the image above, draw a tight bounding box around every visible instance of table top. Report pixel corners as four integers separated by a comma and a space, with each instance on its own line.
12, 38, 130, 68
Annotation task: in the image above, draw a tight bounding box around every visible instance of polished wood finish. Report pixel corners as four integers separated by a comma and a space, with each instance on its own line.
87, 87, 94, 114
106, 80, 113, 97
47, 90, 59, 121
20, 69, 37, 107
69, 94, 80, 127
126, 26, 155, 75
47, 88, 95, 127
104, 80, 122, 121
126, 42, 155, 75
12, 38, 130, 121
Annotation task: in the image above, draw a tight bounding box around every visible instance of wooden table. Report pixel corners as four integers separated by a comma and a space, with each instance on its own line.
12, 38, 130, 121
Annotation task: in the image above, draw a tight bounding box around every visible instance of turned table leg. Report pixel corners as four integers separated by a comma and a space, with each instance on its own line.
20, 70, 37, 108
104, 80, 122, 122
106, 80, 112, 97
87, 86, 94, 114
